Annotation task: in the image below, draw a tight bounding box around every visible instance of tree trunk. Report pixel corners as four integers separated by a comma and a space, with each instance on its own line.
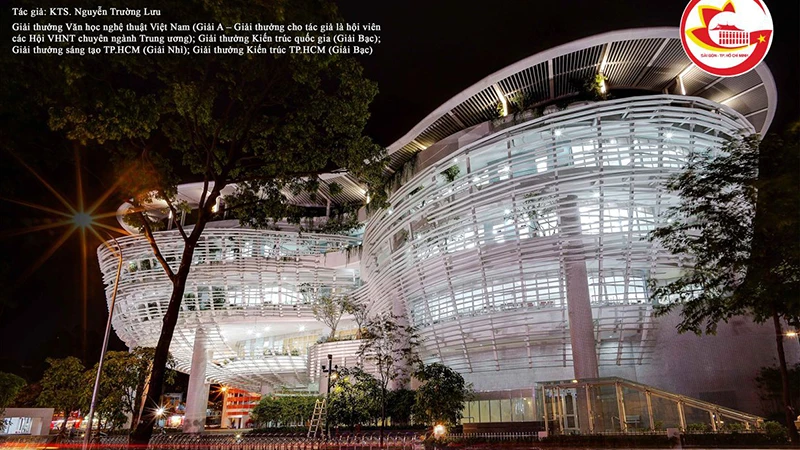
132, 370, 151, 431
772, 311, 799, 443
380, 387, 386, 447
129, 243, 198, 445
59, 409, 68, 435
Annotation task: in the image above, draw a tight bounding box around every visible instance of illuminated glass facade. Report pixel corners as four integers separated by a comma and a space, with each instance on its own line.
98, 29, 792, 419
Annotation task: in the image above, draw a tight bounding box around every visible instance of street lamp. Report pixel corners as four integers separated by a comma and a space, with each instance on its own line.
321, 354, 338, 438
83, 236, 123, 450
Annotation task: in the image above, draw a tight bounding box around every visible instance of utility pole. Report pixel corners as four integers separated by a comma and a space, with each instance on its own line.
83, 237, 123, 450
321, 354, 338, 438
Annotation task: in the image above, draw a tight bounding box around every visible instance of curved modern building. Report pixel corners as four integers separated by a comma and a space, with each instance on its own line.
98, 28, 797, 428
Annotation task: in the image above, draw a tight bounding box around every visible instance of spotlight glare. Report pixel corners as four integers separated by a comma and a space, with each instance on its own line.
73, 212, 93, 228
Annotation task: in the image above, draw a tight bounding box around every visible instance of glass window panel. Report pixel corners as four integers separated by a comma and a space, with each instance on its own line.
524, 396, 536, 422
650, 395, 681, 430
479, 400, 489, 423
489, 399, 501, 423
500, 398, 512, 422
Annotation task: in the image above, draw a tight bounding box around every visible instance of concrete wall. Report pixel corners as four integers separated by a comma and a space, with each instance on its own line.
1, 408, 54, 436
630, 312, 800, 415
459, 312, 800, 417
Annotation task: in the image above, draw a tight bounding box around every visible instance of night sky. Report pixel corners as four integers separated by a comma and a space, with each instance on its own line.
0, 0, 797, 381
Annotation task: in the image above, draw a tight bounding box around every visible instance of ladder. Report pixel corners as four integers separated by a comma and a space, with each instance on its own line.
307, 398, 327, 438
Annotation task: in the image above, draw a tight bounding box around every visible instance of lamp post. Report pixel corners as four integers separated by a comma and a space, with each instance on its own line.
321, 354, 338, 438
83, 236, 123, 450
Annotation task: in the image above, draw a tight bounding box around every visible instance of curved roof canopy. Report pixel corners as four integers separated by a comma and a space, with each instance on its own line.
384, 27, 776, 171
117, 27, 777, 222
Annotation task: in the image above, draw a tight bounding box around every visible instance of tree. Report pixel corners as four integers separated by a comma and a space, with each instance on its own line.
413, 363, 472, 426
756, 363, 800, 421
250, 395, 318, 428
9, 382, 41, 408
0, 372, 26, 432
126, 347, 177, 429
311, 295, 351, 341
328, 366, 380, 430
344, 301, 369, 339
358, 313, 420, 443
387, 388, 416, 427
648, 128, 800, 441
37, 357, 88, 434
26, 0, 384, 443
83, 349, 177, 431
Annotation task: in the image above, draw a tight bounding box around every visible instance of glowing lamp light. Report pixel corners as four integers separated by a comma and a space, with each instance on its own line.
786, 331, 798, 338
554, 129, 563, 137
665, 132, 674, 140
433, 424, 447, 438
155, 407, 166, 417
73, 212, 94, 228
220, 386, 228, 393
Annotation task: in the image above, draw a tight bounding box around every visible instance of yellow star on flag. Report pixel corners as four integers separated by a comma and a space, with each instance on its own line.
758, 34, 766, 43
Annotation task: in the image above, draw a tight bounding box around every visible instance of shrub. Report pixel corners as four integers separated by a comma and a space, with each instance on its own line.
763, 420, 788, 441
686, 422, 710, 433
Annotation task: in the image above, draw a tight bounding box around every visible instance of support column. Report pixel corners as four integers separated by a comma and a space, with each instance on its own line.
559, 195, 600, 380
184, 329, 211, 434
220, 389, 229, 429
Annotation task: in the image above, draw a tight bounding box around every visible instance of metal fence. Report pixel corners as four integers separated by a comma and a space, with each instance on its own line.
0, 433, 423, 450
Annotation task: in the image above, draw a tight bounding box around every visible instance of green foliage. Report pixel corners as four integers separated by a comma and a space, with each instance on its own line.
755, 363, 800, 416
16, 1, 386, 441
764, 420, 788, 441
328, 366, 380, 429
311, 295, 352, 340
649, 126, 800, 442
315, 207, 363, 235
721, 421, 747, 432
492, 101, 505, 119
9, 382, 41, 408
440, 166, 461, 183
37, 357, 88, 427
343, 300, 368, 339
686, 422, 711, 432
507, 90, 540, 115
742, 127, 800, 327
648, 135, 762, 334
413, 363, 473, 426
83, 349, 177, 431
359, 313, 420, 391
0, 372, 26, 430
25, 0, 387, 274
386, 388, 415, 426
250, 395, 318, 428
569, 73, 608, 101
358, 313, 420, 434
650, 130, 800, 332
328, 182, 343, 197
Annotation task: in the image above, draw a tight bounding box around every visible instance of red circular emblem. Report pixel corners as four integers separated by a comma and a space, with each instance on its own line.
680, 0, 774, 77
